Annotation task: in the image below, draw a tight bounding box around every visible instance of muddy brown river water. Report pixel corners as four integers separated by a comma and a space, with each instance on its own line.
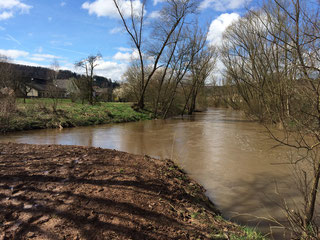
1, 108, 318, 239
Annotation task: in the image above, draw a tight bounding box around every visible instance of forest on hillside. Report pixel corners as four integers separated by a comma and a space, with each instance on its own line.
0, 61, 119, 89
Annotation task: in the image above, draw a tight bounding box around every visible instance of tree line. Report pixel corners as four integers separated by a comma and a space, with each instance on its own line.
221, 0, 320, 238
0, 60, 80, 80
112, 0, 217, 118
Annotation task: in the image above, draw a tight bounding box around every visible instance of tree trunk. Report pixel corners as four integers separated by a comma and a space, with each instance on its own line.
188, 93, 196, 115
304, 159, 320, 232
137, 94, 144, 109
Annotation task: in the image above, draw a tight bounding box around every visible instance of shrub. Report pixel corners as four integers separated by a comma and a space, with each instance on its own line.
0, 88, 16, 131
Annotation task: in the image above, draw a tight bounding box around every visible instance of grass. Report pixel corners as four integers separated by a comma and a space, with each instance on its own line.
230, 226, 267, 240
1, 98, 152, 133
210, 224, 267, 240
193, 214, 269, 240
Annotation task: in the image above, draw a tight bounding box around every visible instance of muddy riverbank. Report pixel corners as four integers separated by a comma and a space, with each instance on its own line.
0, 143, 265, 240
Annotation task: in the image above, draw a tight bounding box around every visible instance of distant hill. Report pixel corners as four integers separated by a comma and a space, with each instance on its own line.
5, 62, 79, 80
1, 62, 119, 89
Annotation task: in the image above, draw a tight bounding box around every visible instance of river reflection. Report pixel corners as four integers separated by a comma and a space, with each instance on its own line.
1, 108, 317, 239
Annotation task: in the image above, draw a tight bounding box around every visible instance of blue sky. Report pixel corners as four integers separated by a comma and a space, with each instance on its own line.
0, 0, 253, 80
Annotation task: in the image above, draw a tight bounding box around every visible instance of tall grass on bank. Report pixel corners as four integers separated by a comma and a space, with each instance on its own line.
1, 98, 152, 133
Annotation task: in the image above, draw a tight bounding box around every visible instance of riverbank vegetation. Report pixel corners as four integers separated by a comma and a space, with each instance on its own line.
0, 143, 267, 240
220, 0, 320, 238
0, 97, 151, 133
0, 0, 218, 127
112, 0, 217, 119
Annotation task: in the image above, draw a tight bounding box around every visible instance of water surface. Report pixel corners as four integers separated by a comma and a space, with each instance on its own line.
1, 108, 314, 238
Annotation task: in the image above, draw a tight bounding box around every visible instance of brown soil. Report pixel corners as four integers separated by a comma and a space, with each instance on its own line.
0, 143, 245, 240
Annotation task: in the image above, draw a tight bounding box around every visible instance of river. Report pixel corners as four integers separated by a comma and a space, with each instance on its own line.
0, 108, 315, 239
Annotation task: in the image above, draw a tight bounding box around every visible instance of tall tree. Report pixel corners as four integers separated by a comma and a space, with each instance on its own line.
181, 27, 217, 115
75, 54, 102, 105
50, 59, 60, 84
112, 0, 198, 109
48, 59, 61, 111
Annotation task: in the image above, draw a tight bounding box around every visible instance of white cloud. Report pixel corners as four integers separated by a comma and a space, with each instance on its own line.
33, 54, 60, 59
14, 59, 73, 72
0, 48, 63, 64
109, 27, 122, 34
206, 13, 241, 83
0, 0, 32, 12
207, 13, 240, 84
29, 53, 61, 62
117, 47, 132, 52
82, 0, 145, 19
13, 60, 75, 71
14, 60, 47, 67
199, 0, 251, 11
95, 60, 128, 80
74, 58, 127, 80
0, 0, 32, 20
113, 52, 131, 61
113, 49, 139, 61
153, 0, 164, 6
207, 13, 240, 46
149, 10, 160, 19
60, 1, 66, 7
0, 11, 13, 20
29, 57, 47, 61
0, 49, 29, 58
15, 59, 75, 72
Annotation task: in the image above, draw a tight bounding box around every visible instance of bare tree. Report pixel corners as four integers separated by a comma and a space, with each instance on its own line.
221, 0, 320, 237
122, 62, 146, 102
181, 29, 217, 115
48, 59, 61, 111
75, 54, 102, 105
120, 21, 216, 118
50, 59, 60, 84
20, 77, 32, 103
151, 18, 186, 118
112, 0, 198, 109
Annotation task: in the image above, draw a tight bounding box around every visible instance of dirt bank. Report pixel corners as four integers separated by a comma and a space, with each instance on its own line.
0, 143, 262, 240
